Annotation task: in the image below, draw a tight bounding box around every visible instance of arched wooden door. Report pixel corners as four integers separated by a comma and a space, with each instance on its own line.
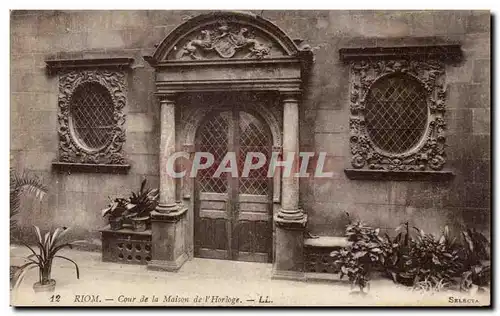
194, 107, 273, 263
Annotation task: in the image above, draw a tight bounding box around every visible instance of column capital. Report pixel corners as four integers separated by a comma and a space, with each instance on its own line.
279, 90, 302, 102
155, 92, 177, 104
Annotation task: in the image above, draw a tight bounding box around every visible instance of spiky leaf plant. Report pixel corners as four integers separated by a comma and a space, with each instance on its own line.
12, 226, 81, 289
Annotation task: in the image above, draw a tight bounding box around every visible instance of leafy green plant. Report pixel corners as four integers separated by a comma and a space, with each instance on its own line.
397, 226, 461, 289
330, 218, 390, 293
128, 179, 159, 219
101, 197, 133, 219
384, 221, 413, 285
12, 226, 81, 289
10, 169, 47, 230
460, 229, 490, 292
332, 217, 491, 294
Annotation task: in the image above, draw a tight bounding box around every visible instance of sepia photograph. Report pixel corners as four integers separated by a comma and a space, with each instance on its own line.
8, 8, 491, 307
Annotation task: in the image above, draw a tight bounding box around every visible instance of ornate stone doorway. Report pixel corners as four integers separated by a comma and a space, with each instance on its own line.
194, 101, 273, 262
145, 11, 313, 278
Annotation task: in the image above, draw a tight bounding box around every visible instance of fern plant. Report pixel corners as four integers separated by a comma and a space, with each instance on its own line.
10, 169, 47, 230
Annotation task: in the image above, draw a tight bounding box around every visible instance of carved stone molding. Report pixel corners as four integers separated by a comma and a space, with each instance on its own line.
57, 69, 128, 166
339, 45, 462, 63
347, 58, 448, 172
46, 57, 134, 74
179, 22, 272, 60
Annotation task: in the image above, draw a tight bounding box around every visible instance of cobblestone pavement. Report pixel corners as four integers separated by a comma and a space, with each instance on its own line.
10, 246, 490, 307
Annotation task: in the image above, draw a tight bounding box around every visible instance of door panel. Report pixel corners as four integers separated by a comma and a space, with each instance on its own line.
196, 193, 229, 259
195, 106, 272, 263
235, 111, 272, 262
195, 111, 231, 260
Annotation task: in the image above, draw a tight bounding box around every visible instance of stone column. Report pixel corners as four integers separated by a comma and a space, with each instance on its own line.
273, 91, 307, 281
156, 94, 178, 213
148, 93, 188, 272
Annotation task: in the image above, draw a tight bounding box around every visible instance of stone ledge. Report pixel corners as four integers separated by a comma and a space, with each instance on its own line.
46, 57, 134, 73
344, 169, 455, 181
99, 225, 152, 236
52, 162, 131, 174
339, 44, 463, 63
304, 236, 350, 248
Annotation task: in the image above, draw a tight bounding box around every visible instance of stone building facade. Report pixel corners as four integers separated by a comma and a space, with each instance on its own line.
10, 10, 490, 277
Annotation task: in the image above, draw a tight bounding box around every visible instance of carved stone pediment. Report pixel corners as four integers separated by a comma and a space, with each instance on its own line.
169, 22, 282, 60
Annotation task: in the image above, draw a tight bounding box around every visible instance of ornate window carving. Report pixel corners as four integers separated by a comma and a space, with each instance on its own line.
58, 70, 127, 165
47, 58, 133, 173
340, 45, 462, 180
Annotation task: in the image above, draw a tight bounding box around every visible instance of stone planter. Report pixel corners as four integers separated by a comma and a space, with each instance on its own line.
100, 226, 152, 265
33, 279, 56, 293
109, 217, 123, 231
131, 217, 149, 232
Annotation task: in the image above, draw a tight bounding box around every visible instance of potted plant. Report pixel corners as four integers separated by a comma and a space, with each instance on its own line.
12, 226, 81, 293
330, 217, 391, 294
127, 179, 159, 232
101, 198, 132, 230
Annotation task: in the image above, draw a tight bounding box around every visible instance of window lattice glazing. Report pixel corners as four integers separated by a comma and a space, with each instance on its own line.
196, 111, 230, 193
364, 75, 428, 154
238, 112, 271, 195
70, 82, 115, 150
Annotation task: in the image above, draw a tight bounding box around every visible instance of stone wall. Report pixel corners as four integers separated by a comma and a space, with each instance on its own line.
10, 10, 490, 244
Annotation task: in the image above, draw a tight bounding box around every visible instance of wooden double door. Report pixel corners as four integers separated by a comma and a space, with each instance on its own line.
194, 107, 273, 263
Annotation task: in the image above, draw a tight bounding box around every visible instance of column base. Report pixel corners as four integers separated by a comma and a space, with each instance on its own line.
150, 204, 188, 272
155, 202, 181, 214
273, 211, 307, 277
151, 205, 187, 223
276, 208, 306, 222
275, 210, 307, 230
147, 253, 189, 272
271, 267, 306, 281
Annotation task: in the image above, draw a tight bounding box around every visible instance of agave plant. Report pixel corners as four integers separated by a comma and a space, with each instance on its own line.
128, 179, 159, 219
12, 226, 81, 291
10, 169, 47, 230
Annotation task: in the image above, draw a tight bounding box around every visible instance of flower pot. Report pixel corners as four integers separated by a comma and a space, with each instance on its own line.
109, 217, 123, 231
131, 217, 148, 232
33, 279, 56, 293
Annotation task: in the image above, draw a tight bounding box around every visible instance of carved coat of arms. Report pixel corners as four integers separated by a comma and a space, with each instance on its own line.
181, 24, 271, 60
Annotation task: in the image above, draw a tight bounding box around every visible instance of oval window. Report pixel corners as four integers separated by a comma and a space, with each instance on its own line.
70, 82, 115, 150
364, 74, 428, 154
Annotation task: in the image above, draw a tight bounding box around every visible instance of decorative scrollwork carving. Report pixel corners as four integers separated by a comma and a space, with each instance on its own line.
180, 22, 272, 60
348, 58, 447, 171
57, 70, 127, 165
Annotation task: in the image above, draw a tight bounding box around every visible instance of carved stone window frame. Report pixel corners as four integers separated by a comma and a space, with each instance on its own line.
340, 45, 462, 181
47, 58, 133, 173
